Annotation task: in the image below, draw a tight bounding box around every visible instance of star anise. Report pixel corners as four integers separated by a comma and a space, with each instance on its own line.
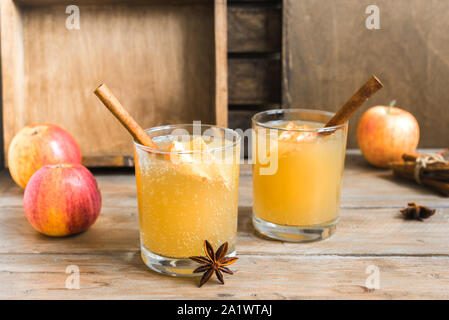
189, 240, 238, 287
400, 202, 436, 221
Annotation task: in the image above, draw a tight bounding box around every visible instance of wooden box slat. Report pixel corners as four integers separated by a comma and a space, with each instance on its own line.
228, 58, 280, 105
1, 0, 227, 167
228, 105, 279, 132
228, 6, 281, 53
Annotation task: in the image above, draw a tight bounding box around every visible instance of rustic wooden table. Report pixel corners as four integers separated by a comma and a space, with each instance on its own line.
1, 150, 448, 299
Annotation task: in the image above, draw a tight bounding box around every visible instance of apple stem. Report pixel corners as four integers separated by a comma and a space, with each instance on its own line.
388, 99, 396, 114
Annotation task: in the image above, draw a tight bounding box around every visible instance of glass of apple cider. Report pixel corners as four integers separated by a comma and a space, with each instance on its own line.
252, 109, 348, 242
133, 124, 240, 276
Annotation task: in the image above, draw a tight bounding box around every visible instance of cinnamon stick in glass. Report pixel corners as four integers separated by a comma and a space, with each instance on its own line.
325, 75, 383, 128
94, 84, 158, 150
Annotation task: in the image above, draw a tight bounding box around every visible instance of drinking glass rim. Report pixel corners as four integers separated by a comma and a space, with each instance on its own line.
133, 123, 241, 154
252, 108, 348, 133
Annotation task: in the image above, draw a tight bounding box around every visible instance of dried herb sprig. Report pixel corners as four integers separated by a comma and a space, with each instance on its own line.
400, 202, 436, 221
189, 240, 238, 287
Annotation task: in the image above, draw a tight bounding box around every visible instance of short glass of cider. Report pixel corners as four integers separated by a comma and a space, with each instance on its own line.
133, 124, 240, 276
252, 109, 348, 242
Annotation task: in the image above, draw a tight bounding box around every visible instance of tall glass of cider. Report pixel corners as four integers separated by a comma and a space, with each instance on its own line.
134, 124, 240, 276
252, 109, 348, 242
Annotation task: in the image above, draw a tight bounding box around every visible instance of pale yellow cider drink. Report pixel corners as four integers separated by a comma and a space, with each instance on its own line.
252, 109, 348, 242
134, 125, 240, 275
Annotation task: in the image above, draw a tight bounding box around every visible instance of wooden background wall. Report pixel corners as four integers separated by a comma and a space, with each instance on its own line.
228, 0, 449, 149
2, 0, 448, 167
282, 0, 449, 148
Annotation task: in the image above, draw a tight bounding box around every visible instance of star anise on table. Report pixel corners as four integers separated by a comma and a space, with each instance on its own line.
189, 240, 238, 287
400, 202, 436, 221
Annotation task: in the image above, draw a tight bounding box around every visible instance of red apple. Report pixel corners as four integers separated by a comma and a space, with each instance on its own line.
357, 104, 420, 168
23, 164, 101, 237
8, 124, 82, 189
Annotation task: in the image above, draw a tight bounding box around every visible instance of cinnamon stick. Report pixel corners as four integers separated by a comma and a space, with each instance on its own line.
401, 153, 420, 162
391, 149, 449, 196
403, 150, 449, 161
94, 84, 158, 149
391, 161, 449, 173
401, 152, 449, 171
325, 75, 383, 128
392, 164, 449, 196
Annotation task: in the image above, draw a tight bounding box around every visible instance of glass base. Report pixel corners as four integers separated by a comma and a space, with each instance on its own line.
141, 244, 236, 277
252, 213, 337, 242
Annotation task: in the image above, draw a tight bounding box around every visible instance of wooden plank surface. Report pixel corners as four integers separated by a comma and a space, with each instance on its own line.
282, 0, 449, 148
4, 254, 449, 299
0, 150, 448, 299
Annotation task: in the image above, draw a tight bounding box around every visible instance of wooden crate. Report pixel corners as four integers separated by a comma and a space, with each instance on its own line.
0, 0, 227, 167
227, 0, 282, 134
